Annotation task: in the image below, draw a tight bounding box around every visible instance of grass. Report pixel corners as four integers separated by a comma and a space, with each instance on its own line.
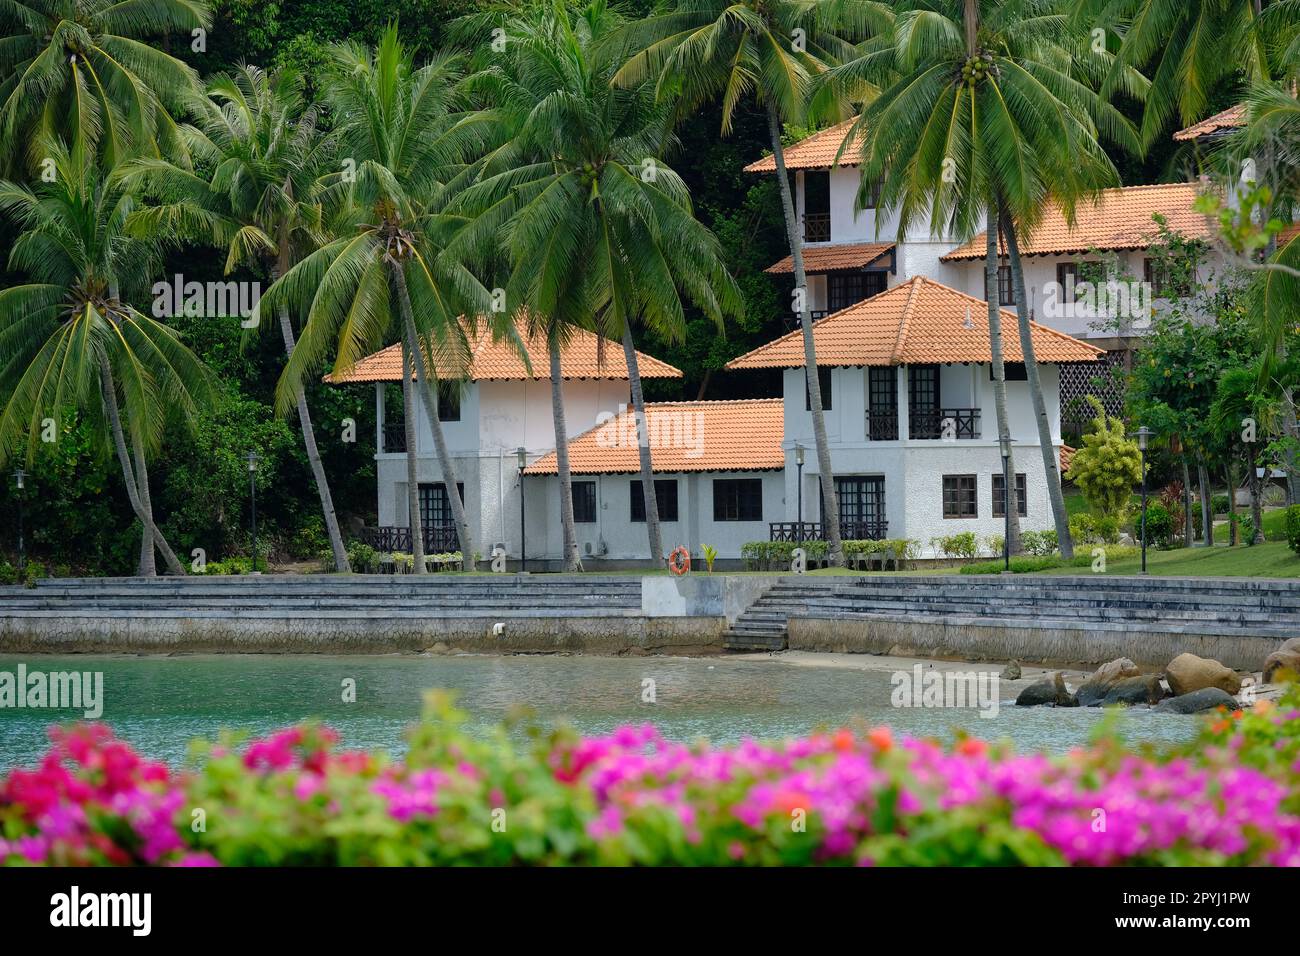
1039, 539, 1299, 578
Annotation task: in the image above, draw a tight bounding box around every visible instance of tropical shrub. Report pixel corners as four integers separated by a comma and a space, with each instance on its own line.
1139, 502, 1173, 548
960, 556, 1062, 574
1212, 494, 1231, 515
1020, 530, 1058, 556
1286, 505, 1300, 557
4, 688, 1299, 867
1063, 396, 1142, 518
701, 545, 718, 573
931, 532, 979, 561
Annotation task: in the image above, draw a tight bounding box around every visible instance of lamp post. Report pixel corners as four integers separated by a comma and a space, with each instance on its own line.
516, 446, 527, 573
998, 435, 1012, 572
13, 467, 25, 572
246, 451, 259, 574
795, 443, 805, 547
1255, 464, 1268, 545
1136, 426, 1151, 574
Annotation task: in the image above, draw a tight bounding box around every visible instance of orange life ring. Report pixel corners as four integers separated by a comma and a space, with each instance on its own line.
667, 546, 691, 576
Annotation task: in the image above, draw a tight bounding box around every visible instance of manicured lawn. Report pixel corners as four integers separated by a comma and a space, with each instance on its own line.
1213, 506, 1288, 541
1041, 540, 1300, 578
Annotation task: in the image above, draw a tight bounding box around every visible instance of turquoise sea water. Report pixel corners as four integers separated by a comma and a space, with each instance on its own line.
0, 654, 1200, 771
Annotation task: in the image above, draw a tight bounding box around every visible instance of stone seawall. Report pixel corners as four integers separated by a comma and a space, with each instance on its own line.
0, 613, 726, 656
787, 615, 1280, 671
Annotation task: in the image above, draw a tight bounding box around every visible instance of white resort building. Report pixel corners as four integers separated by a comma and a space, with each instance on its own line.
329, 119, 1231, 568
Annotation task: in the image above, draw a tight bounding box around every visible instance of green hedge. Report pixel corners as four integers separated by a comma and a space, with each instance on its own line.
740, 539, 918, 571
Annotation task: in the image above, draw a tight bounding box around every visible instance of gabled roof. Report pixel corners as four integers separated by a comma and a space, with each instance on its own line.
725, 276, 1103, 370
1172, 105, 1245, 141
325, 318, 682, 383
765, 242, 894, 275
522, 400, 784, 475
744, 118, 864, 173
940, 184, 1213, 261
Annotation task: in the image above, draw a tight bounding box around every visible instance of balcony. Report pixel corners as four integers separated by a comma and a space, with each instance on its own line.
769, 520, 888, 542
382, 422, 407, 453
360, 524, 460, 555
865, 409, 899, 441
802, 213, 831, 243
908, 408, 981, 440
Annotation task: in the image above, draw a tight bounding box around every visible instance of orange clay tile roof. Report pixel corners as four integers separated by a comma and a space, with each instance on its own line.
940, 184, 1213, 261
523, 400, 784, 475
765, 242, 894, 275
1172, 104, 1245, 141
325, 318, 681, 383
1279, 222, 1300, 246
745, 118, 864, 173
725, 276, 1104, 369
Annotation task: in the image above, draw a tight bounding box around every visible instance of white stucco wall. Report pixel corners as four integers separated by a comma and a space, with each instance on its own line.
528, 470, 785, 563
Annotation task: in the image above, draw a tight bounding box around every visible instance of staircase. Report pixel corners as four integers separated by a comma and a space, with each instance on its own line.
0, 575, 645, 621
722, 574, 1300, 654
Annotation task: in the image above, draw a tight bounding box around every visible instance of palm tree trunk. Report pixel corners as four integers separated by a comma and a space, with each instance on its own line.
272, 262, 350, 572
623, 322, 663, 566
999, 201, 1074, 558
1226, 463, 1239, 546
98, 360, 185, 575
400, 340, 426, 574
1198, 456, 1213, 546
132, 431, 157, 576
549, 341, 582, 572
984, 207, 1020, 553
766, 102, 842, 565
1181, 456, 1193, 545
390, 262, 474, 571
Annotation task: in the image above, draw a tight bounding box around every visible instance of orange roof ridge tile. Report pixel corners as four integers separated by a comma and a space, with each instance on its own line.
890, 276, 923, 365
744, 118, 865, 173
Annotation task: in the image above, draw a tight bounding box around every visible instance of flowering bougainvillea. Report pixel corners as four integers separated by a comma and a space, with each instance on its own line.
2, 689, 1299, 866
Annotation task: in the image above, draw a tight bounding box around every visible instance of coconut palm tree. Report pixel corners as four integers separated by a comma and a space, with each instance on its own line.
0, 0, 209, 173
119, 65, 352, 572
265, 26, 501, 572
452, 2, 744, 570
1072, 0, 1286, 149
827, 0, 1140, 559
611, 0, 893, 566
0, 139, 214, 573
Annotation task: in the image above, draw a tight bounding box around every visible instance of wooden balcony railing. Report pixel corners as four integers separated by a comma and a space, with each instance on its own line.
769, 520, 888, 542
908, 407, 981, 440
382, 423, 407, 453
802, 213, 831, 242
360, 525, 460, 554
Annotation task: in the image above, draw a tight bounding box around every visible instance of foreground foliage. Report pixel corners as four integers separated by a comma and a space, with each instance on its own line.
3, 686, 1299, 867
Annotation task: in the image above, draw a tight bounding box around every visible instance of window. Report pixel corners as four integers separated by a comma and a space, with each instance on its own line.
824, 476, 886, 539
713, 478, 763, 522
1144, 257, 1193, 297
942, 475, 978, 519
631, 479, 678, 523
908, 364, 939, 412
1056, 260, 1102, 305
572, 481, 596, 523
804, 366, 832, 411
992, 473, 1028, 518
867, 366, 898, 440
989, 362, 1028, 381
983, 262, 1016, 305
802, 172, 830, 241
861, 176, 884, 209
418, 482, 465, 528
437, 387, 461, 422
828, 271, 887, 312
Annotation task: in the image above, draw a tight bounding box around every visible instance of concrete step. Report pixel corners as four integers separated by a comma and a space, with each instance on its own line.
722, 632, 787, 652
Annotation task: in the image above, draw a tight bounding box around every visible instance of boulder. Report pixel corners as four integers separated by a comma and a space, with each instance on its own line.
1101, 675, 1166, 707
1075, 657, 1141, 707
1155, 687, 1240, 715
1015, 672, 1077, 707
1165, 653, 1242, 696
1263, 638, 1300, 684
1000, 660, 1022, 681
